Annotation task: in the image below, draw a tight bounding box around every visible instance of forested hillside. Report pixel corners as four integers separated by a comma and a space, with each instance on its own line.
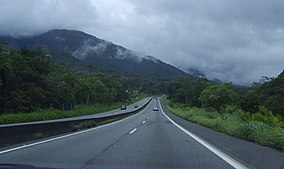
0, 44, 130, 113
241, 71, 284, 115
0, 29, 191, 80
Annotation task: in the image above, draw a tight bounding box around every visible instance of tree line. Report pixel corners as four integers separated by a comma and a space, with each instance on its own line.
167, 72, 284, 117
0, 45, 129, 113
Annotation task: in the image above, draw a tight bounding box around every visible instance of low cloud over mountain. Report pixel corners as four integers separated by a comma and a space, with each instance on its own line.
0, 29, 191, 79
0, 0, 284, 85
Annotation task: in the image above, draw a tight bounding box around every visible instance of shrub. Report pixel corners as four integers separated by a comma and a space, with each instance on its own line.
221, 105, 250, 122
33, 132, 45, 139
251, 106, 283, 127
236, 121, 274, 144
70, 121, 97, 131
272, 129, 284, 149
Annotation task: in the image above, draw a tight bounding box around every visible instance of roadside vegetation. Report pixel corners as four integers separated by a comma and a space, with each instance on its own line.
0, 100, 134, 124
165, 75, 284, 150
0, 43, 153, 124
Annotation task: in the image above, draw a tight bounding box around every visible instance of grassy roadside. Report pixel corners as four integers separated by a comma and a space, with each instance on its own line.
162, 99, 284, 150
0, 94, 150, 125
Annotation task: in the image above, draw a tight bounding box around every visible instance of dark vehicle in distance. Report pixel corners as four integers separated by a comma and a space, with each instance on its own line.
134, 104, 139, 108
120, 105, 126, 110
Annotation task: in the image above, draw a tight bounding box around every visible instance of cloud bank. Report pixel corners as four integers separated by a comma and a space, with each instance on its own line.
1, 0, 284, 85
0, 0, 97, 36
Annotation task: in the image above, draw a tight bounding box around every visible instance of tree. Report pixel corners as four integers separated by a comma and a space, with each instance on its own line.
240, 70, 284, 116
74, 77, 94, 105
0, 44, 140, 113
199, 83, 239, 112
167, 77, 206, 107
0, 46, 52, 113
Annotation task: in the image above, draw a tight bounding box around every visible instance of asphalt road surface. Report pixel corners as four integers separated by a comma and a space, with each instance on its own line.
0, 99, 243, 169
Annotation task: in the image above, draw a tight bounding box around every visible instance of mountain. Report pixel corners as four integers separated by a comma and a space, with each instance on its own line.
0, 29, 191, 79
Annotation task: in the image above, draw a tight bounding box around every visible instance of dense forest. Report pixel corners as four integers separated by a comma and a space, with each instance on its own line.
0, 44, 129, 113
167, 71, 284, 117
240, 72, 284, 115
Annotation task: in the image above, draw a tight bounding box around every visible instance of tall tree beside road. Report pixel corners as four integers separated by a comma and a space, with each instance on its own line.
168, 77, 207, 107
199, 83, 239, 112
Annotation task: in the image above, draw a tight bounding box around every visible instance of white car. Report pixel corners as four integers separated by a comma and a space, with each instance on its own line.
153, 107, 158, 111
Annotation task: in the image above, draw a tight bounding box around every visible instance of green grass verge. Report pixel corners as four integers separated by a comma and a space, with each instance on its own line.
0, 94, 150, 125
163, 99, 284, 150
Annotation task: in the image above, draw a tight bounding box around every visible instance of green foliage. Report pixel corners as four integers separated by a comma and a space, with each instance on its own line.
0, 101, 131, 124
0, 46, 131, 114
168, 77, 207, 107
251, 106, 283, 127
0, 47, 50, 113
237, 121, 270, 141
199, 83, 239, 112
70, 121, 98, 131
240, 71, 284, 116
236, 121, 284, 148
33, 132, 45, 139
220, 105, 250, 122
164, 100, 284, 150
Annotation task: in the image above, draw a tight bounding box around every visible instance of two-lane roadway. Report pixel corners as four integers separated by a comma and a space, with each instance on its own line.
0, 99, 244, 169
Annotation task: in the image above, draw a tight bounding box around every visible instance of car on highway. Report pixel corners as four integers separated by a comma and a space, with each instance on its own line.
153, 107, 158, 111
120, 105, 127, 110
134, 104, 139, 108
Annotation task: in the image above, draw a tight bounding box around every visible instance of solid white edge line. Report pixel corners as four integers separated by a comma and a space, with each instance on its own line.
129, 128, 137, 134
0, 98, 153, 155
158, 99, 248, 169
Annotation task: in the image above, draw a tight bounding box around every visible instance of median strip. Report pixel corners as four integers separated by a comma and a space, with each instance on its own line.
0, 98, 152, 148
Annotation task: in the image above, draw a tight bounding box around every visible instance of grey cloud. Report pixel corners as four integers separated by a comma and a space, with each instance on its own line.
72, 40, 111, 60
93, 0, 284, 85
0, 0, 283, 85
0, 0, 97, 36
115, 48, 143, 63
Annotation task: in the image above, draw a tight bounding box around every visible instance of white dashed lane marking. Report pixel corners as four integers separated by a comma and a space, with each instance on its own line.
129, 128, 137, 134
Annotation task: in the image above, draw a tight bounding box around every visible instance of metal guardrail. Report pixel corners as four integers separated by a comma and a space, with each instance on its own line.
0, 97, 152, 147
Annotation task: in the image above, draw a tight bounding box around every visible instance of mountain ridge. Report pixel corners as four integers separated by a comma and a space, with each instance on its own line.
0, 29, 191, 80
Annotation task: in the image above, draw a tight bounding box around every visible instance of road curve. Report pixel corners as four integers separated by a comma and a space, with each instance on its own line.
0, 99, 237, 169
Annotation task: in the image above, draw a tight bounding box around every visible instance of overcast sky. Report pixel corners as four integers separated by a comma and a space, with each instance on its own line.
1, 0, 284, 85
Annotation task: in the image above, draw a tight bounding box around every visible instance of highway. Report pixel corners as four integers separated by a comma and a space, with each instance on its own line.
0, 98, 240, 169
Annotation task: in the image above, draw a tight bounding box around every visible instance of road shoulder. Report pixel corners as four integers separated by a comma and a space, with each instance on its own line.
160, 100, 284, 169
